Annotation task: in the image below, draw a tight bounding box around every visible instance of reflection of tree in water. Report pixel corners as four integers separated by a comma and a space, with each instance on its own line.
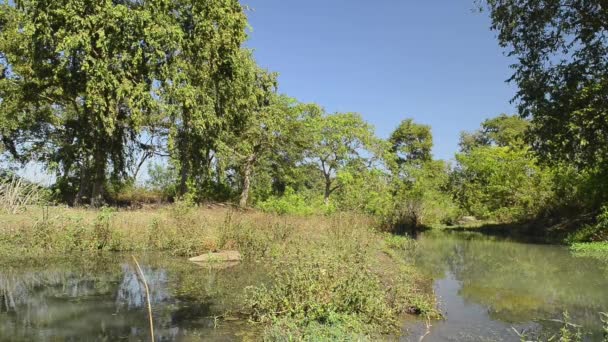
116, 264, 170, 308
0, 255, 265, 341
415, 231, 608, 334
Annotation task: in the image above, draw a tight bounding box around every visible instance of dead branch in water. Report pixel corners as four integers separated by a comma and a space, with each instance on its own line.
132, 255, 155, 341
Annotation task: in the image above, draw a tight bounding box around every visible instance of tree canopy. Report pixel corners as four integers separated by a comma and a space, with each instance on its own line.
483, 0, 608, 168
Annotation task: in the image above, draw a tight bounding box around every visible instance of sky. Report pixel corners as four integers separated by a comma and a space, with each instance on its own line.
242, 0, 517, 161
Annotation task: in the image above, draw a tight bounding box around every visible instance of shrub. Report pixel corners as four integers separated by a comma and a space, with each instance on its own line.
111, 184, 163, 205
257, 187, 321, 215
218, 212, 294, 259
246, 250, 398, 337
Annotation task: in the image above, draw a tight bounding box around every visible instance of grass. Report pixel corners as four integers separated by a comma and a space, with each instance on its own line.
570, 242, 608, 260
0, 176, 48, 214
0, 204, 437, 340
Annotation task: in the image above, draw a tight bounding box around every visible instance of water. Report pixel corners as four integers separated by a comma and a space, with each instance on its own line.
0, 254, 264, 341
1, 233, 607, 341
408, 230, 608, 341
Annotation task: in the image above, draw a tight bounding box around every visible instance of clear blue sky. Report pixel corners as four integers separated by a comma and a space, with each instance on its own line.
242, 0, 517, 161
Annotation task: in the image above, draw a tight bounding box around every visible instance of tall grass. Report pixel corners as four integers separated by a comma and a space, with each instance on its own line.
0, 176, 47, 214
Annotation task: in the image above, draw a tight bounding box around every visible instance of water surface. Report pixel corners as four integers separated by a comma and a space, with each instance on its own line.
2, 232, 607, 341
408, 230, 608, 341
0, 254, 264, 341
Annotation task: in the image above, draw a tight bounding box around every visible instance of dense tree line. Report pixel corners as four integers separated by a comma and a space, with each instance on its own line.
1, 0, 607, 241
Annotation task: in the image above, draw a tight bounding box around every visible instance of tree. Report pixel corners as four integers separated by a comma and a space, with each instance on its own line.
391, 160, 458, 229
307, 112, 376, 205
160, 0, 249, 198
389, 119, 433, 166
459, 114, 529, 152
0, 0, 250, 206
453, 146, 553, 221
385, 120, 458, 229
483, 0, 608, 168
0, 0, 180, 205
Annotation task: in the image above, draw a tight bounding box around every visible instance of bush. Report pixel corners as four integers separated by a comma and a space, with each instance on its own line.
257, 187, 327, 215
243, 220, 438, 340
246, 250, 398, 337
111, 184, 163, 205
384, 161, 461, 231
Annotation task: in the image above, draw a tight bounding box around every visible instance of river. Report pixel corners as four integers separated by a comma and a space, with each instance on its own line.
0, 231, 607, 341
407, 230, 608, 341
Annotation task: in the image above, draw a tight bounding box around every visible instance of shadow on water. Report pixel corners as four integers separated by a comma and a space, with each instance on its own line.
405, 230, 608, 341
0, 254, 265, 341
444, 214, 596, 245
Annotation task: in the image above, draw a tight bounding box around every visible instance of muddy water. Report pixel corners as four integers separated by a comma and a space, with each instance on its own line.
408, 230, 608, 341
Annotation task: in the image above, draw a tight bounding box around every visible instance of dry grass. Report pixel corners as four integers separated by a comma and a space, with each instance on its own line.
0, 205, 377, 259
0, 177, 47, 214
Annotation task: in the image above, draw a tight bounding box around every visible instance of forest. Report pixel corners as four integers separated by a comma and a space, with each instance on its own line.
1, 0, 607, 341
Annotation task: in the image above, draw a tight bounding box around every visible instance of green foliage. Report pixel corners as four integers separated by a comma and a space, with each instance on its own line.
261, 316, 368, 342
306, 111, 378, 204
247, 252, 395, 331
566, 206, 608, 243
0, 0, 251, 206
570, 242, 608, 261
514, 312, 584, 342
332, 168, 393, 216
459, 114, 529, 152
383, 234, 417, 251
389, 118, 433, 165
388, 161, 460, 230
484, 0, 608, 169
453, 146, 553, 221
243, 218, 437, 340
218, 212, 294, 259
146, 163, 179, 201
257, 187, 327, 216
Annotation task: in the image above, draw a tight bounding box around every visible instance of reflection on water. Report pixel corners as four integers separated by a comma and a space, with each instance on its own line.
410, 230, 608, 341
2, 233, 607, 341
0, 254, 264, 341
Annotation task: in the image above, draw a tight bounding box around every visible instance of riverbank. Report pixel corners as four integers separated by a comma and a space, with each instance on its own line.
436, 213, 606, 246
0, 205, 437, 340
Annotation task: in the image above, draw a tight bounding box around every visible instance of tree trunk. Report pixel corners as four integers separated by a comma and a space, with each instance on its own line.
74, 161, 90, 206
90, 148, 106, 207
324, 177, 331, 206
239, 154, 255, 208
179, 157, 189, 196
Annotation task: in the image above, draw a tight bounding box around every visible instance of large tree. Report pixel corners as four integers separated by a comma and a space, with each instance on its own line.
484, 0, 608, 168
0, 0, 181, 205
159, 0, 249, 198
0, 0, 250, 205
